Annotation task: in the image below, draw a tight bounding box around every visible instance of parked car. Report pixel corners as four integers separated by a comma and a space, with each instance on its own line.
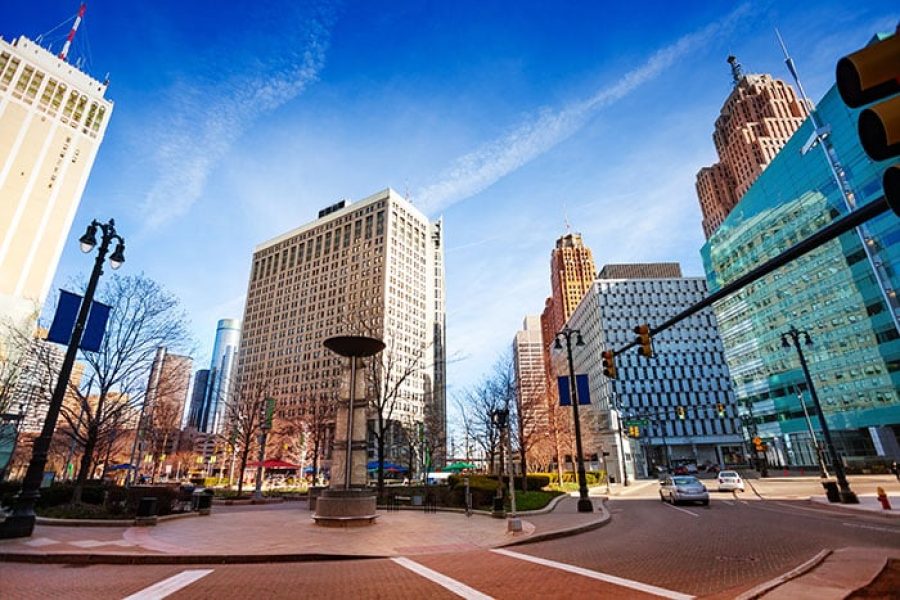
716, 470, 745, 492
659, 475, 709, 506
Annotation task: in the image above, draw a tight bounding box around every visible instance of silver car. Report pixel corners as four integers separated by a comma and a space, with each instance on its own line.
659, 475, 709, 506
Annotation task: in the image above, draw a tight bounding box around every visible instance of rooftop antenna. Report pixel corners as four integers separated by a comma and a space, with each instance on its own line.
58, 3, 86, 62
563, 203, 571, 234
726, 55, 743, 86
775, 27, 900, 333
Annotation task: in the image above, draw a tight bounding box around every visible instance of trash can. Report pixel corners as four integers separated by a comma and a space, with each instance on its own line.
822, 480, 840, 503
191, 488, 203, 511
137, 496, 158, 517
195, 489, 214, 515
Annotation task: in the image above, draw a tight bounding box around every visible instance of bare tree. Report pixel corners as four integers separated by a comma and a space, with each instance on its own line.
366, 334, 432, 495
53, 274, 191, 503
221, 370, 276, 496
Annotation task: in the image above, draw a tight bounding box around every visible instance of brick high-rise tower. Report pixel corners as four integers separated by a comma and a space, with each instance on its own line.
696, 56, 809, 239
546, 232, 596, 336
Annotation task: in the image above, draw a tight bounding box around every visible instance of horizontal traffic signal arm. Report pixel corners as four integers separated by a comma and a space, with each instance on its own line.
610, 195, 892, 356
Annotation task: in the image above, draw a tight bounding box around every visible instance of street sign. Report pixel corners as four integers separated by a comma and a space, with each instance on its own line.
626, 419, 649, 427
557, 374, 591, 406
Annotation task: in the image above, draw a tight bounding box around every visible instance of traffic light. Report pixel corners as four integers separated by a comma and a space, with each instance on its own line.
836, 31, 900, 213
752, 436, 766, 453
601, 349, 618, 379
633, 324, 653, 358
628, 425, 640, 438
716, 402, 726, 417
676, 406, 685, 420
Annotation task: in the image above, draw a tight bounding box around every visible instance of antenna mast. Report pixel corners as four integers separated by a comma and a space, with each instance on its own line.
58, 3, 87, 62
775, 28, 900, 333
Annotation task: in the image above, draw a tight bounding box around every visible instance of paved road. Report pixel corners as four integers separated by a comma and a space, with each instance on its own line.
2, 480, 899, 599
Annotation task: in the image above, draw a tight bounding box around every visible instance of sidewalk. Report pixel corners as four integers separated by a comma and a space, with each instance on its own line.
809, 493, 900, 518
0, 496, 609, 564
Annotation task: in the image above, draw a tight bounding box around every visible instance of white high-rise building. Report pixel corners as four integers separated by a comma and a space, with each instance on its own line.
237, 188, 446, 466
0, 35, 113, 327
513, 315, 550, 467
567, 263, 743, 482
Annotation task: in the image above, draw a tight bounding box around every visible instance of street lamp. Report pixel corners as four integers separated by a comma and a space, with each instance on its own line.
553, 325, 592, 513
1, 219, 124, 538
611, 395, 629, 487
781, 326, 858, 504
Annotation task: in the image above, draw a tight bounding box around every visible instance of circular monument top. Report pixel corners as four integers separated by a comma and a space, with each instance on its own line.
324, 335, 385, 358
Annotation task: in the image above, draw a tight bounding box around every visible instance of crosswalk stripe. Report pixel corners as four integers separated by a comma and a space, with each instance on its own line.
492, 549, 695, 600
391, 557, 493, 600
122, 569, 213, 600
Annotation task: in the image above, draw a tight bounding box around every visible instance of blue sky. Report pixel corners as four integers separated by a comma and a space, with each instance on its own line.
5, 1, 898, 400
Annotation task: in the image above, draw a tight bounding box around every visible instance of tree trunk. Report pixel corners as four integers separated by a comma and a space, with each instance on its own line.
519, 446, 528, 491
73, 425, 99, 504
237, 445, 252, 496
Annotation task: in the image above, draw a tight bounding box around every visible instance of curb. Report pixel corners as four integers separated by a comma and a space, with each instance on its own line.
805, 497, 900, 519
733, 549, 831, 600
34, 512, 200, 528
0, 552, 387, 565
499, 498, 611, 548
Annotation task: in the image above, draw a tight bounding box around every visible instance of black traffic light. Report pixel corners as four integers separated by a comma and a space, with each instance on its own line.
633, 324, 653, 358
716, 402, 726, 417
836, 31, 900, 213
601, 349, 618, 379
676, 406, 685, 420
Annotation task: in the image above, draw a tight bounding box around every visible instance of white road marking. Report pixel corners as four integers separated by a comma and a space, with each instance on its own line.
722, 500, 734, 506
842, 522, 900, 534
492, 549, 695, 600
740, 500, 749, 505
391, 557, 493, 600
662, 502, 700, 517
122, 569, 213, 600
23, 537, 58, 547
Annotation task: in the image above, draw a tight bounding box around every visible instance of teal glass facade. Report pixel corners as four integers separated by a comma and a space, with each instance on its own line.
701, 85, 900, 466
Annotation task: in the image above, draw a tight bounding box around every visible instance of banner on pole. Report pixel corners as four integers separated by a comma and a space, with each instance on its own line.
46, 289, 111, 352
557, 374, 591, 406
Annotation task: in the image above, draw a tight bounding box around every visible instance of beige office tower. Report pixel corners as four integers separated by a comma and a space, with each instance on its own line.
238, 189, 446, 466
544, 232, 596, 342
0, 36, 113, 327
512, 315, 551, 467
696, 56, 809, 239
143, 348, 193, 455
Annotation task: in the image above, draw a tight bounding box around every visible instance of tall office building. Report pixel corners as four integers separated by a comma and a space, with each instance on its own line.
567, 263, 742, 481
186, 369, 210, 430
237, 188, 446, 466
512, 316, 551, 467
144, 347, 192, 438
200, 319, 240, 434
14, 334, 84, 433
702, 68, 900, 466
695, 57, 809, 239
0, 35, 113, 326
544, 233, 597, 337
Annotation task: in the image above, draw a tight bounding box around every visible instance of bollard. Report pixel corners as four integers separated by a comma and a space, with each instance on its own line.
876, 487, 891, 510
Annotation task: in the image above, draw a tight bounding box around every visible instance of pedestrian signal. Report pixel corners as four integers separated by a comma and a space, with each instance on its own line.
676, 406, 686, 420
716, 403, 726, 417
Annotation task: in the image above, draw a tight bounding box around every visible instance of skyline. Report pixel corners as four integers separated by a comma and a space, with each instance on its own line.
4, 1, 897, 397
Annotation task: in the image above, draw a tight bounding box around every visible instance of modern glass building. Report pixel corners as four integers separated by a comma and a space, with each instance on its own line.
701, 80, 900, 467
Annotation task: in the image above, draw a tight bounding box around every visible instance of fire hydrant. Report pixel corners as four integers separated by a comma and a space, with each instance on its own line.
876, 487, 891, 510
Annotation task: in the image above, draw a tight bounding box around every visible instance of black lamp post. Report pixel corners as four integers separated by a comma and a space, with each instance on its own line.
554, 325, 592, 513
781, 325, 858, 504
0, 219, 124, 538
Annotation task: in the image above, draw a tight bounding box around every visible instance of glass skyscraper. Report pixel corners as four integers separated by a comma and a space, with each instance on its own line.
701, 83, 900, 467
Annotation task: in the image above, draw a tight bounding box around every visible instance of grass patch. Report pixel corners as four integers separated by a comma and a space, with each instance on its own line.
507, 490, 564, 511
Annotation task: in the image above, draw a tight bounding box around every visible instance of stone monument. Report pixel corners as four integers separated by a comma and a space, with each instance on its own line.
313, 335, 384, 527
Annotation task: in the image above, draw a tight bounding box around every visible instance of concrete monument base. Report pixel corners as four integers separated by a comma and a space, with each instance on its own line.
312, 489, 378, 527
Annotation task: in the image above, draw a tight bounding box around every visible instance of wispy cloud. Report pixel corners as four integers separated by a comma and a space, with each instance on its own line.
417, 4, 750, 215
138, 5, 336, 230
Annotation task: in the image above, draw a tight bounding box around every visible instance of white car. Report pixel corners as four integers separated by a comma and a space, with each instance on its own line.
717, 470, 745, 492
659, 475, 709, 506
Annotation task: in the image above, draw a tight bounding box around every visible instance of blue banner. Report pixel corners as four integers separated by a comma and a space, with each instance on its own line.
557, 374, 591, 406
46, 289, 111, 352
46, 290, 81, 346
81, 300, 111, 352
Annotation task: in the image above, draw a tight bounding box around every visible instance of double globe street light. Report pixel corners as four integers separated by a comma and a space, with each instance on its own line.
0, 219, 124, 539
554, 325, 593, 513
781, 325, 858, 504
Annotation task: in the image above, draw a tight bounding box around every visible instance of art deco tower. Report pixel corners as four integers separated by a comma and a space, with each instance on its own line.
542, 232, 597, 340
695, 56, 809, 239
0, 34, 113, 325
